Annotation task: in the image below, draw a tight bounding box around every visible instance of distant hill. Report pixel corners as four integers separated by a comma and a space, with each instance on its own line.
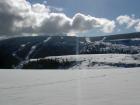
0, 32, 140, 69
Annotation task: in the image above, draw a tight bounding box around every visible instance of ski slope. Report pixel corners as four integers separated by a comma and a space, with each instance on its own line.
0, 68, 140, 105
29, 54, 140, 69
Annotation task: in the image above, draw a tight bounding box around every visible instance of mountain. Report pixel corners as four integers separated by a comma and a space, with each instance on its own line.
0, 32, 140, 69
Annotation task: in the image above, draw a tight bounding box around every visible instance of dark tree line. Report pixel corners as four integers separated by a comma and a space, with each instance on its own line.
23, 58, 77, 69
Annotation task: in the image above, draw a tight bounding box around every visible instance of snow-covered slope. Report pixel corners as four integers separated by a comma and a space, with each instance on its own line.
0, 68, 140, 105
0, 32, 140, 69
24, 54, 140, 69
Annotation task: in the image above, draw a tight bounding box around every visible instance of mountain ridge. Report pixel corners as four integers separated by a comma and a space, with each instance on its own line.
0, 32, 140, 69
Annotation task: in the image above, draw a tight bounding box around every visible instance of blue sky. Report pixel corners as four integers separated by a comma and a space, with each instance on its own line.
28, 0, 140, 36
31, 0, 140, 19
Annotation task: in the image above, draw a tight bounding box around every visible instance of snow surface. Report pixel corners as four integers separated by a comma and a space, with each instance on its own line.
0, 68, 140, 105
45, 54, 140, 64
30, 54, 140, 69
110, 38, 140, 41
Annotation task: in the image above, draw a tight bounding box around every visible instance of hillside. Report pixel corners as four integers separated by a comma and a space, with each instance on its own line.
23, 54, 140, 69
0, 32, 140, 69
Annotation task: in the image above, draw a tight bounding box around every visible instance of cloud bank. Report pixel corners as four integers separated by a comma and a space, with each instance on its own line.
0, 0, 140, 36
116, 15, 140, 31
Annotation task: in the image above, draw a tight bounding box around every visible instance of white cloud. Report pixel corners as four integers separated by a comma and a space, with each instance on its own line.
116, 15, 140, 32
38, 13, 72, 34
37, 13, 116, 34
2, 0, 140, 36
94, 18, 116, 33
71, 13, 115, 33
135, 22, 140, 32
0, 0, 117, 36
32, 3, 50, 13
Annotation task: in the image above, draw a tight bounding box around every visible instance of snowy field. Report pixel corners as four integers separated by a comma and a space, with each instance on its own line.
0, 68, 140, 105
29, 54, 140, 69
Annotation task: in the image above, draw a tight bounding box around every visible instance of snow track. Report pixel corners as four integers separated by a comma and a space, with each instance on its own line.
15, 37, 52, 69
12, 42, 30, 61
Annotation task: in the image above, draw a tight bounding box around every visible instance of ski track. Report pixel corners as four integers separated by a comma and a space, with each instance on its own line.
15, 37, 52, 69
12, 42, 30, 61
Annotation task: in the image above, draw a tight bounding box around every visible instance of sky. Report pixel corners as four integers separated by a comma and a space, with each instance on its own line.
33, 0, 140, 19
0, 0, 140, 37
